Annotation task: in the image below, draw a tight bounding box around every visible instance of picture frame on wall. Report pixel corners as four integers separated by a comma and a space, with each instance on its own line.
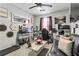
75, 24, 78, 28
70, 15, 75, 23
0, 7, 8, 18
55, 16, 66, 24
9, 23, 18, 31
11, 13, 26, 24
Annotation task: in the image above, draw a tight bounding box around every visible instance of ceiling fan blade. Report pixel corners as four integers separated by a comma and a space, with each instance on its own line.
35, 3, 39, 4
29, 6, 37, 9
35, 3, 42, 5
42, 4, 52, 7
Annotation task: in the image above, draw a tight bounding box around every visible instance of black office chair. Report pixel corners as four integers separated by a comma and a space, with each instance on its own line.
42, 28, 49, 41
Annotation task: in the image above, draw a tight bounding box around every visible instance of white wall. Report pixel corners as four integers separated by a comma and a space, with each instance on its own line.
0, 3, 34, 50
71, 7, 79, 17
34, 8, 70, 30
70, 7, 79, 35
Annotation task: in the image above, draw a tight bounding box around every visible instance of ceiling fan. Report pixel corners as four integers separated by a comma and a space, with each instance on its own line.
29, 3, 52, 9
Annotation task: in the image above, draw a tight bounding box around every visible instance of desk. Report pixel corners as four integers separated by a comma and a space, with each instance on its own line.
18, 33, 33, 39
17, 33, 33, 45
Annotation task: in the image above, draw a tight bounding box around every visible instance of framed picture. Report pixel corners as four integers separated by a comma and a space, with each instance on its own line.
55, 16, 66, 24
75, 24, 78, 28
0, 7, 8, 17
9, 23, 19, 31
11, 13, 26, 24
70, 15, 75, 22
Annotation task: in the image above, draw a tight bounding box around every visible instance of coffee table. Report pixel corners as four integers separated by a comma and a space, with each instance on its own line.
28, 40, 47, 56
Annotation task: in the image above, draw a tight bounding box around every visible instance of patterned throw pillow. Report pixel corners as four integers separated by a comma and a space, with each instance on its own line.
58, 38, 73, 56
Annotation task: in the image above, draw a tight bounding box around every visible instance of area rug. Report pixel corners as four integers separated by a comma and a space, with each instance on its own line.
37, 48, 49, 56
0, 45, 20, 56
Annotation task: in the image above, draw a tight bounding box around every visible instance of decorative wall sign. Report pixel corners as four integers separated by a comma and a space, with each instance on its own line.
9, 23, 18, 31
7, 31, 14, 37
13, 14, 26, 23
0, 24, 7, 31
0, 7, 8, 17
55, 16, 66, 24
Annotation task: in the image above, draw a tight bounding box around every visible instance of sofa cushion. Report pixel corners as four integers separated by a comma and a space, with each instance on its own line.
58, 38, 73, 56
71, 35, 79, 56
60, 35, 71, 40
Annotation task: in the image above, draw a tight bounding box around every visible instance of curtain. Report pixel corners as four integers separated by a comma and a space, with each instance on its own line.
48, 16, 52, 31
40, 16, 52, 31
40, 18, 42, 31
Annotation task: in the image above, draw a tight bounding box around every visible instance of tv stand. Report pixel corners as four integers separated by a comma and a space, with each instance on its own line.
17, 33, 33, 45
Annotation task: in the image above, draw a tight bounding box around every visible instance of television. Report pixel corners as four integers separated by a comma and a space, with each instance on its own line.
27, 28, 32, 33
22, 27, 32, 33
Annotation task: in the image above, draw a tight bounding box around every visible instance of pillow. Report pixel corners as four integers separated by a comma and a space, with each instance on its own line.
64, 33, 70, 37
58, 38, 73, 56
60, 35, 71, 40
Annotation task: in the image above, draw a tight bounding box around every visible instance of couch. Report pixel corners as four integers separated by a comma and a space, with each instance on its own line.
49, 34, 79, 56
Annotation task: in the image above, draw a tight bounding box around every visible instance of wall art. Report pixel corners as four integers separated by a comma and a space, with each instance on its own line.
55, 16, 66, 24
0, 7, 8, 17
0, 24, 7, 31
7, 31, 14, 37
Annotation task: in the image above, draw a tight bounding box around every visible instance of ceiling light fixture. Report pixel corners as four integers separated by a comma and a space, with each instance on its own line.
40, 9, 45, 11
37, 6, 41, 10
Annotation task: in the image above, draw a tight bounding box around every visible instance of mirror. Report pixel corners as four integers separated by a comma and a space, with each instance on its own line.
7, 31, 14, 37
0, 24, 7, 31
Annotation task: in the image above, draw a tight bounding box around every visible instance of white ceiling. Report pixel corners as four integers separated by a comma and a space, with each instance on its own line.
12, 3, 70, 16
